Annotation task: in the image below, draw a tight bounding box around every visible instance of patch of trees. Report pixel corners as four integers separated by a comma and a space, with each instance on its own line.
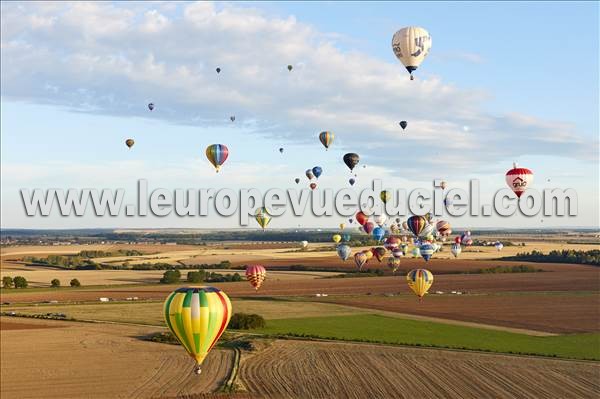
504, 250, 600, 266
2, 276, 28, 288
228, 313, 266, 330
51, 279, 61, 288
184, 270, 243, 284
465, 265, 543, 274
70, 278, 81, 287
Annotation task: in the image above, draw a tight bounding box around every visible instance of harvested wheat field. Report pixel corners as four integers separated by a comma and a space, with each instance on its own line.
0, 317, 233, 399
239, 340, 600, 399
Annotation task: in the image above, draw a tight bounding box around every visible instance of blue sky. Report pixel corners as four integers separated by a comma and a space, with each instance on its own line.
1, 1, 598, 229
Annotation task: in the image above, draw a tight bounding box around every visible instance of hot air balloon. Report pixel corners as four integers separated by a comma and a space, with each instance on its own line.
319, 131, 334, 150
406, 269, 434, 299
354, 252, 368, 271
348, 218, 353, 224
148, 103, 155, 111
391, 26, 432, 80
312, 166, 323, 179
230, 116, 235, 122
125, 139, 134, 149
279, 148, 284, 154
440, 181, 447, 190
216, 67, 221, 74
506, 162, 533, 198
420, 243, 434, 261
372, 247, 387, 262
339, 223, 346, 230
451, 243, 461, 258
349, 178, 356, 186
245, 265, 266, 290
463, 238, 473, 246
380, 190, 391, 204
301, 240, 308, 249
436, 220, 452, 238
384, 236, 401, 251
392, 248, 404, 259
355, 211, 368, 226
163, 286, 231, 375
363, 250, 374, 261
406, 215, 427, 237
306, 169, 315, 180
387, 257, 401, 273
411, 247, 420, 258
310, 183, 317, 190
343, 153, 360, 172
206, 144, 229, 172
400, 243, 409, 253
337, 244, 352, 261
373, 226, 385, 242
454, 236, 462, 244
295, 178, 300, 184
399, 121, 407, 130
363, 221, 375, 235
374, 214, 387, 226
255, 207, 271, 230
332, 234, 342, 244
495, 241, 504, 251
287, 65, 293, 71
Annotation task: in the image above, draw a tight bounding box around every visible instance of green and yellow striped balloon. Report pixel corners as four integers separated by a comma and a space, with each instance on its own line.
163, 286, 232, 374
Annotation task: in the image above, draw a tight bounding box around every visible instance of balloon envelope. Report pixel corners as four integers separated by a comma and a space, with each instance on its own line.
392, 26, 432, 79
406, 269, 434, 298
125, 139, 134, 148
343, 153, 360, 172
206, 144, 229, 172
506, 163, 533, 198
354, 252, 368, 270
319, 131, 334, 150
363, 221, 375, 235
355, 211, 368, 226
407, 215, 427, 237
399, 121, 407, 130
246, 265, 266, 290
255, 207, 271, 229
164, 286, 231, 372
372, 226, 385, 242
312, 166, 323, 179
337, 244, 352, 261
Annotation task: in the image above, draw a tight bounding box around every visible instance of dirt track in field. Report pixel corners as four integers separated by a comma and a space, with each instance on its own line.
239, 340, 600, 399
0, 318, 233, 399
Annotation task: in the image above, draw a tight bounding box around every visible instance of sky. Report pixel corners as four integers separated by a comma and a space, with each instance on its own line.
1, 1, 598, 229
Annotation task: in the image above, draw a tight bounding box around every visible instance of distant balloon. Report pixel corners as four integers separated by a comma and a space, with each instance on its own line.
279, 148, 284, 153
495, 241, 504, 251
295, 178, 300, 184
349, 178, 356, 186
451, 243, 461, 258
312, 166, 323, 179
406, 215, 427, 237
255, 207, 271, 230
301, 240, 308, 249
342, 233, 351, 242
506, 162, 534, 198
436, 220, 452, 238
406, 269, 434, 299
411, 247, 420, 258
440, 181, 448, 190
420, 243, 434, 261
343, 153, 360, 172
354, 252, 368, 271
332, 234, 342, 244
305, 169, 315, 180
363, 221, 375, 235
230, 116, 235, 122
206, 144, 229, 172
387, 257, 401, 273
287, 65, 293, 71
246, 265, 266, 291
380, 190, 391, 204
216, 67, 221, 73
374, 214, 387, 226
399, 121, 407, 130
454, 236, 462, 244
372, 247, 387, 262
384, 236, 401, 251
372, 226, 385, 242
337, 244, 352, 261
310, 183, 317, 190
319, 131, 334, 150
392, 26, 432, 80
355, 211, 368, 226
392, 248, 404, 258
148, 103, 154, 111
125, 139, 135, 149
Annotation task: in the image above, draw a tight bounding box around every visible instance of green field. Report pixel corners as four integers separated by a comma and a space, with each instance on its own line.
255, 314, 600, 360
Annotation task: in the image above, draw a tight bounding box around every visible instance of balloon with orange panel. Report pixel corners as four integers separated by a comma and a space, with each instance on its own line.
245, 265, 267, 291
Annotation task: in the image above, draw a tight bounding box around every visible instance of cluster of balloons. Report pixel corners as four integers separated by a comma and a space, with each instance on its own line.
450, 230, 473, 258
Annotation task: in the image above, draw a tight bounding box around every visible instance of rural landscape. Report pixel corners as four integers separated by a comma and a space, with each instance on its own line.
1, 229, 599, 398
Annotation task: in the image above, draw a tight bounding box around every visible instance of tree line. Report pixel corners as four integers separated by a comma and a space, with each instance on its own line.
503, 249, 600, 266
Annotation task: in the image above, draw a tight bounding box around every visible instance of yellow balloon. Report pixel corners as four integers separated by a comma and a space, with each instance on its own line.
380, 190, 391, 204
332, 234, 342, 244
255, 207, 271, 230
163, 286, 232, 374
406, 269, 434, 300
339, 223, 346, 230
364, 250, 374, 260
